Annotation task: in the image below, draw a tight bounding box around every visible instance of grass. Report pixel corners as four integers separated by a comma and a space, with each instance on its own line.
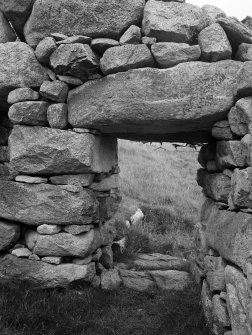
0, 140, 207, 335
0, 284, 210, 335
116, 140, 203, 259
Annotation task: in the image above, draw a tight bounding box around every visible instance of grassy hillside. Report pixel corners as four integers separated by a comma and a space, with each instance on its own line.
117, 140, 203, 258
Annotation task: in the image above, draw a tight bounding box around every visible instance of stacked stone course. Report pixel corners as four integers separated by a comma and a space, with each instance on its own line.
0, 0, 252, 334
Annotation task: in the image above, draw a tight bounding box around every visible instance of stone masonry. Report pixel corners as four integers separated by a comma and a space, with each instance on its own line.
0, 1, 252, 334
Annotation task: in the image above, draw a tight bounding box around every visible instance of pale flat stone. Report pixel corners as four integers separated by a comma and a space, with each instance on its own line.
119, 25, 141, 45
7, 88, 39, 105
50, 174, 94, 187
57, 75, 83, 86
15, 175, 48, 184
151, 42, 201, 68
12, 248, 32, 258
42, 256, 63, 265
37, 224, 61, 235
101, 269, 121, 290
198, 23, 232, 62
63, 225, 93, 235
0, 180, 98, 226
131, 253, 190, 271
24, 0, 145, 47
150, 270, 192, 291
100, 44, 154, 76
142, 0, 208, 43
9, 126, 118, 175
72, 255, 92, 265
8, 101, 49, 126
0, 219, 20, 251
40, 80, 69, 103
0, 254, 95, 288
68, 61, 242, 142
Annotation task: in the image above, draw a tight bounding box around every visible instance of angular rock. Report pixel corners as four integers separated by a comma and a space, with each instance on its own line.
100, 44, 154, 76
212, 121, 234, 140
29, 254, 40, 261
0, 254, 95, 288
7, 88, 39, 105
9, 126, 118, 174
68, 61, 242, 141
47, 103, 68, 129
0, 219, 20, 251
0, 10, 16, 43
15, 175, 48, 184
57, 75, 83, 86
37, 224, 61, 235
212, 295, 230, 328
242, 16, 252, 30
142, 0, 208, 43
24, 0, 145, 47
12, 247, 32, 258
197, 169, 231, 203
201, 198, 252, 271
151, 42, 201, 68
50, 44, 99, 81
131, 253, 190, 271
63, 225, 93, 235
225, 265, 251, 335
119, 269, 155, 292
41, 256, 62, 265
0, 180, 98, 226
237, 61, 252, 97
150, 270, 192, 291
217, 17, 252, 50
50, 174, 94, 187
216, 140, 249, 169
8, 101, 49, 126
0, 0, 35, 39
35, 37, 57, 64
90, 175, 118, 192
202, 5, 226, 25
100, 245, 113, 269
57, 35, 91, 45
91, 38, 119, 55
198, 23, 232, 62
33, 226, 114, 257
235, 43, 252, 62
228, 97, 252, 136
119, 25, 141, 45
229, 167, 252, 209
0, 42, 48, 112
101, 269, 121, 290
40, 80, 69, 103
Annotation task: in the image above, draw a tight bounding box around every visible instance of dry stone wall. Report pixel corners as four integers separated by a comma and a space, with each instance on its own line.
0, 0, 252, 334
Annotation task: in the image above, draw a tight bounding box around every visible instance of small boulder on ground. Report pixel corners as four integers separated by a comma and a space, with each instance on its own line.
151, 42, 201, 68
119, 25, 141, 45
40, 80, 69, 103
101, 269, 121, 290
198, 23, 232, 62
7, 88, 39, 105
100, 44, 154, 75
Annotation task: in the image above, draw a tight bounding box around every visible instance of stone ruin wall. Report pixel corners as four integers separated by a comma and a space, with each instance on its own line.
0, 1, 252, 335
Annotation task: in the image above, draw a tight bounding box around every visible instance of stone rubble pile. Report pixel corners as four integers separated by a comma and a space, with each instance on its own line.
0, 0, 251, 334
